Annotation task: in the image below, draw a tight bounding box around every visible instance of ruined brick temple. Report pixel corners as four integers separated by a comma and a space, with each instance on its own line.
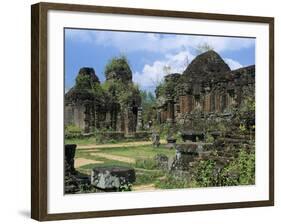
156, 50, 255, 125
65, 50, 255, 136
153, 50, 255, 176
65, 64, 142, 134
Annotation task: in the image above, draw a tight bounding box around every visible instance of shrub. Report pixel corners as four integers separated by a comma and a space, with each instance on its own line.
135, 171, 164, 185
117, 183, 132, 192
155, 173, 190, 189
65, 124, 82, 138
194, 160, 217, 187
78, 183, 100, 193
65, 124, 81, 133
221, 149, 255, 185
95, 131, 125, 144
135, 158, 158, 170
192, 148, 255, 187
205, 133, 215, 143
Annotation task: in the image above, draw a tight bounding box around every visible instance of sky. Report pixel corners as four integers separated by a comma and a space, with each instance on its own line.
64, 28, 255, 93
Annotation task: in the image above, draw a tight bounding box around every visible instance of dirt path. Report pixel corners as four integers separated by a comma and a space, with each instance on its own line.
132, 184, 156, 191
77, 141, 152, 150
90, 152, 135, 164
74, 158, 103, 168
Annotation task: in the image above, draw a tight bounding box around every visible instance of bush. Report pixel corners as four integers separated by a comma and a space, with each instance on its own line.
117, 183, 132, 192
95, 131, 125, 144
65, 124, 82, 138
221, 149, 255, 185
192, 148, 255, 187
205, 133, 215, 143
135, 171, 164, 185
194, 160, 217, 187
78, 183, 100, 193
155, 173, 190, 189
134, 131, 152, 141
155, 123, 171, 139
135, 158, 158, 170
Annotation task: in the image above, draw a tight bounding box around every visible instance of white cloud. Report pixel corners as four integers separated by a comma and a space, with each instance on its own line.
224, 58, 243, 70
65, 29, 255, 54
133, 51, 194, 91
133, 51, 245, 92
65, 29, 253, 92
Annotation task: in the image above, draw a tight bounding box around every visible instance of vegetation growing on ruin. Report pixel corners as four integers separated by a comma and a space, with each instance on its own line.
105, 56, 132, 82
155, 75, 181, 99
102, 80, 141, 108
75, 73, 94, 90
193, 148, 255, 187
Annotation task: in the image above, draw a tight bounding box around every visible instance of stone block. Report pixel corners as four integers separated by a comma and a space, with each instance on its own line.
91, 166, 136, 190
181, 130, 205, 142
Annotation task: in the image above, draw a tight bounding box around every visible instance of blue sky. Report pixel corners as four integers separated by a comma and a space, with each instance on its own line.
65, 28, 255, 93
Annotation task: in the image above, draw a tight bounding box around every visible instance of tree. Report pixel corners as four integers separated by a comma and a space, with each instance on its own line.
140, 90, 156, 126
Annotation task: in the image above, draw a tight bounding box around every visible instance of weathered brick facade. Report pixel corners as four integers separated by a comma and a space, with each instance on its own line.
156, 50, 255, 123
65, 67, 142, 134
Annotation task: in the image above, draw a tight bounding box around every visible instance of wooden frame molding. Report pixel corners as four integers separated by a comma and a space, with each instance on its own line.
31, 2, 274, 221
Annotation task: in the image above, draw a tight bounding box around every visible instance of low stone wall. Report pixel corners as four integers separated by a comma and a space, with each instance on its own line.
170, 139, 254, 173
180, 131, 205, 142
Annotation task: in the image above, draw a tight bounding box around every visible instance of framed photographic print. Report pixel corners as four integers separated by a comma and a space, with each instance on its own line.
31, 2, 274, 221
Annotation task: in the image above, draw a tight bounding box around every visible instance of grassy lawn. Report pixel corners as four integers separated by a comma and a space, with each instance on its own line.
65, 137, 96, 145
93, 145, 175, 159
74, 143, 176, 188
66, 135, 167, 146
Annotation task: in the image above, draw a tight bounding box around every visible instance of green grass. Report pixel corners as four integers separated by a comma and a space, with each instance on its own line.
65, 137, 96, 145
79, 158, 133, 170
74, 143, 177, 188
135, 170, 165, 185
154, 174, 192, 189
65, 136, 148, 145
66, 135, 169, 146
71, 136, 255, 191
95, 145, 175, 160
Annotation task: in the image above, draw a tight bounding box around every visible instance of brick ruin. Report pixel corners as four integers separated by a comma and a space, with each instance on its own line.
65, 67, 142, 134
153, 50, 255, 181
155, 50, 255, 126
155, 50, 255, 175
